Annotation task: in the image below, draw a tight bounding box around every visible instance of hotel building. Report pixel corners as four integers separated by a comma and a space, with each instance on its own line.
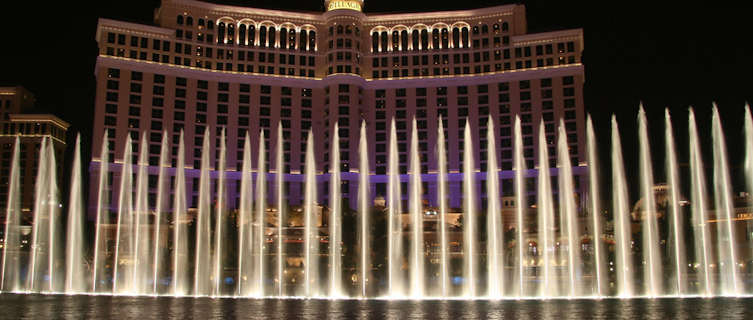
0, 86, 69, 213
90, 0, 586, 216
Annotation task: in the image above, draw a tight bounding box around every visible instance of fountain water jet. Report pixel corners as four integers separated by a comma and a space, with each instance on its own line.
65, 135, 85, 293
255, 130, 267, 296
112, 135, 133, 293
688, 108, 712, 296
276, 123, 285, 297
637, 106, 662, 297
132, 132, 151, 294
329, 123, 342, 297
1, 137, 21, 292
462, 119, 477, 297
358, 121, 370, 297
711, 105, 740, 295
387, 118, 403, 296
612, 116, 634, 298
171, 131, 188, 296
304, 129, 318, 297
536, 121, 557, 297
237, 132, 254, 297
212, 128, 227, 296
151, 131, 170, 294
409, 117, 424, 298
514, 116, 528, 297
586, 116, 605, 296
486, 116, 504, 298
193, 130, 212, 296
436, 117, 450, 297
665, 109, 686, 295
557, 120, 580, 297
91, 135, 110, 293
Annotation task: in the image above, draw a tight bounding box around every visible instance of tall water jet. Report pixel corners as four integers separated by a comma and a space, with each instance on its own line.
237, 132, 254, 297
586, 115, 605, 296
637, 106, 662, 297
275, 122, 285, 297
436, 117, 450, 297
171, 131, 188, 296
28, 138, 50, 291
557, 120, 580, 297
358, 121, 371, 297
408, 117, 425, 297
688, 109, 712, 296
711, 105, 740, 295
304, 130, 319, 296
65, 134, 85, 293
193, 130, 212, 296
91, 134, 110, 293
1, 137, 21, 292
746, 105, 753, 276
486, 115, 504, 298
44, 140, 61, 292
536, 121, 557, 297
329, 123, 342, 297
112, 135, 133, 293
387, 118, 403, 296
462, 119, 476, 297
132, 133, 151, 294
212, 128, 227, 296
255, 130, 267, 296
611, 116, 634, 297
152, 131, 170, 294
665, 109, 686, 295
513, 116, 528, 296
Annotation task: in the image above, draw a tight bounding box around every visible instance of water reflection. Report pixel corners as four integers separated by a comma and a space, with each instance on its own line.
1, 295, 752, 319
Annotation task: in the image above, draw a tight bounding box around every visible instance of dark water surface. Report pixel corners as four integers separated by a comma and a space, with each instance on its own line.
0, 294, 751, 319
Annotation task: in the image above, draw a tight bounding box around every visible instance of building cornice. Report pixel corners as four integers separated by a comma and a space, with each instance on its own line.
512, 28, 584, 47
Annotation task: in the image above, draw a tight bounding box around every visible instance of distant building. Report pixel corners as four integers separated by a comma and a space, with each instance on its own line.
0, 86, 69, 212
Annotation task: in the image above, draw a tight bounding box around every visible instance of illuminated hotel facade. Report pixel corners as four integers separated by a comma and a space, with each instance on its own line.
90, 0, 586, 215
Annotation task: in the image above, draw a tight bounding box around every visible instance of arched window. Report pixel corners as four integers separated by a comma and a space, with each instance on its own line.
186, 16, 193, 26
337, 25, 344, 34
238, 24, 247, 46
420, 29, 429, 51
461, 27, 469, 48
268, 27, 276, 47
227, 24, 235, 44
207, 20, 214, 30
452, 27, 460, 48
481, 24, 488, 34
345, 25, 352, 34
432, 29, 440, 49
288, 31, 296, 50
441, 28, 449, 49
412, 30, 419, 51
371, 32, 379, 52
248, 25, 256, 46
380, 31, 388, 52
218, 22, 226, 44
472, 26, 479, 35
259, 26, 267, 47
400, 30, 408, 51
280, 28, 288, 48
308, 31, 316, 51
502, 22, 509, 32
177, 15, 184, 25
355, 27, 360, 36
300, 30, 308, 51
392, 31, 399, 51
493, 23, 500, 32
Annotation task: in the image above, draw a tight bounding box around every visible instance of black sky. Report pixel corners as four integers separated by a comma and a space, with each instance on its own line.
0, 1, 751, 199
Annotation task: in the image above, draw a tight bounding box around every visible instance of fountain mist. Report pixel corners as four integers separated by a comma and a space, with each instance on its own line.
409, 117, 424, 297
462, 119, 476, 297
304, 130, 318, 296
358, 121, 371, 297
329, 123, 342, 297
65, 135, 85, 293
537, 121, 557, 297
612, 116, 634, 297
514, 116, 527, 296
557, 120, 580, 297
665, 109, 686, 295
436, 117, 450, 297
237, 132, 254, 297
486, 116, 504, 298
688, 108, 712, 296
1, 137, 21, 292
586, 116, 605, 296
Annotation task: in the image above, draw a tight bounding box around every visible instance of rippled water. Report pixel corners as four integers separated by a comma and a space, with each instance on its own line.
0, 294, 751, 319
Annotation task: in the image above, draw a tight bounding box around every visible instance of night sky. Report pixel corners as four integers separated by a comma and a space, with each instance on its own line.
0, 1, 751, 200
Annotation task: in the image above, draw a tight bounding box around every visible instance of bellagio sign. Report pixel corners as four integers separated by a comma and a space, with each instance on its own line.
327, 0, 363, 12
